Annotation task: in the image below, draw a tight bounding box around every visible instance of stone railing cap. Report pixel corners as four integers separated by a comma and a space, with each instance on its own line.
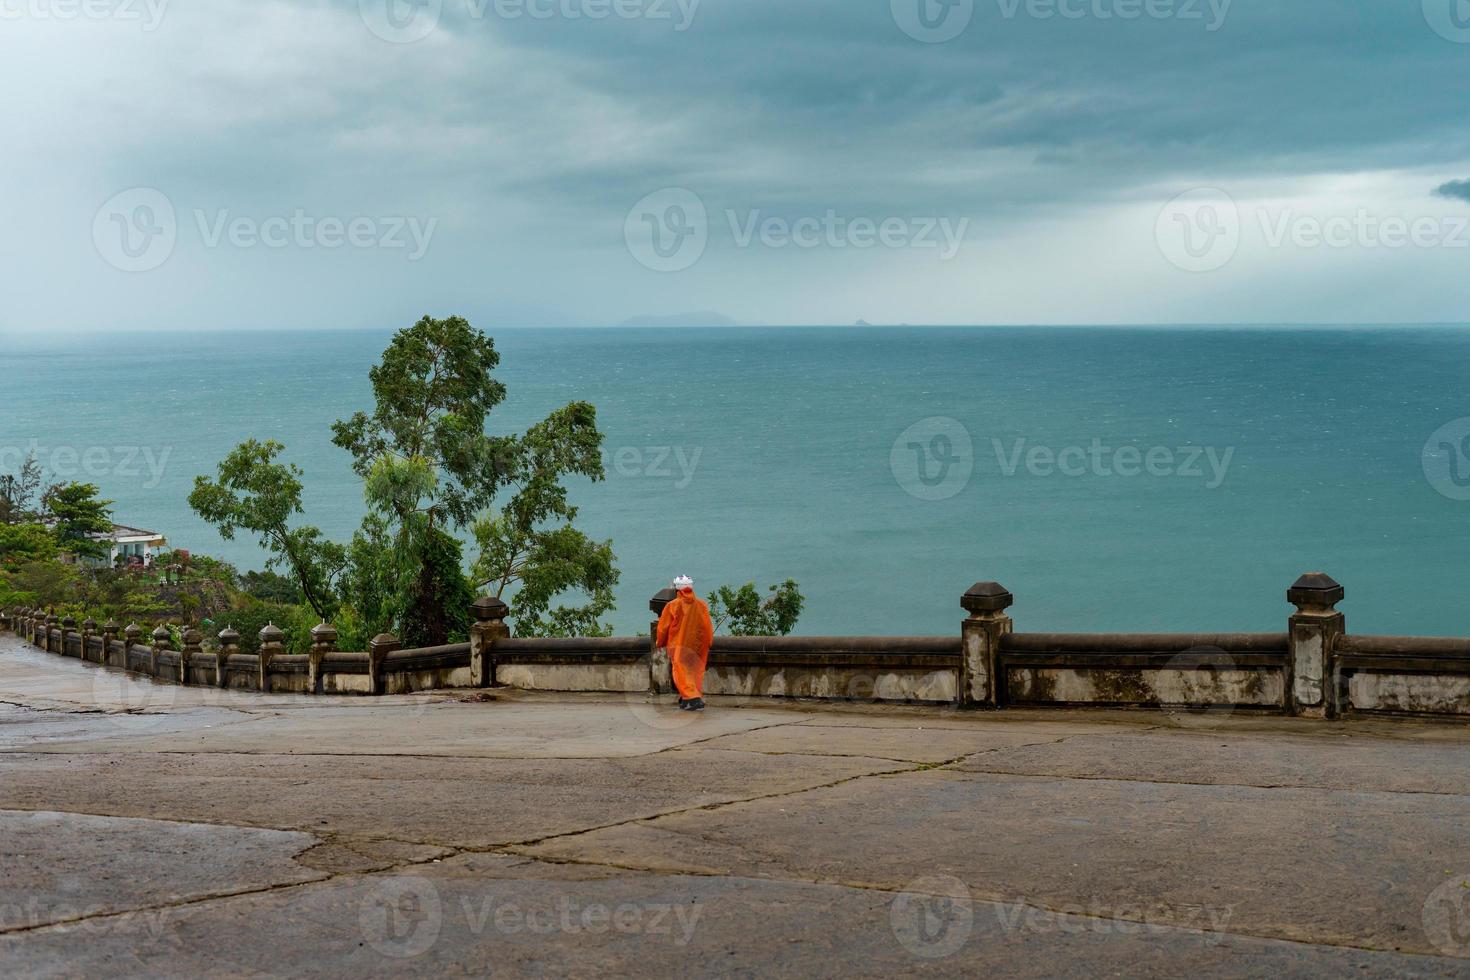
1288, 572, 1344, 606
311, 621, 338, 640
182, 628, 203, 644
259, 623, 285, 643
151, 625, 171, 640
369, 633, 400, 647
82, 618, 97, 630
218, 626, 240, 643
962, 582, 1014, 614
649, 588, 678, 615
471, 595, 510, 621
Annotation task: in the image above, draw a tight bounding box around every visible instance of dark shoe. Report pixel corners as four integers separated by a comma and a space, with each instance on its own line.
677, 699, 693, 711
676, 697, 688, 708
688, 698, 706, 711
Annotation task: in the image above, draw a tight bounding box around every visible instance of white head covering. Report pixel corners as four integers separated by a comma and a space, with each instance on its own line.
672, 575, 694, 590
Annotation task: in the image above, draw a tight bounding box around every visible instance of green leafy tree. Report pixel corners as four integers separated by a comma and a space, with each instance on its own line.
206, 601, 314, 656
0, 559, 82, 610
329, 316, 513, 646
471, 402, 617, 637
0, 523, 59, 567
0, 453, 48, 525
331, 315, 512, 527
44, 483, 113, 560
334, 315, 615, 645
241, 569, 304, 605
707, 580, 805, 636
188, 440, 345, 620
337, 513, 397, 641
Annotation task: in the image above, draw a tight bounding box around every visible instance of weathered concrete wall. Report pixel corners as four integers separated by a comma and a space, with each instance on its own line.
186, 663, 216, 687
1346, 674, 1470, 716
495, 662, 650, 693
154, 653, 182, 684
1007, 667, 1285, 708
268, 672, 311, 694
706, 665, 959, 703
321, 673, 374, 695
380, 665, 475, 695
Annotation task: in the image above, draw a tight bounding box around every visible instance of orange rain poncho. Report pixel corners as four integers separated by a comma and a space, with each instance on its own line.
657, 588, 714, 700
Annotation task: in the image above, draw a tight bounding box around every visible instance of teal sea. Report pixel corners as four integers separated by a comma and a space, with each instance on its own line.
3, 326, 1468, 637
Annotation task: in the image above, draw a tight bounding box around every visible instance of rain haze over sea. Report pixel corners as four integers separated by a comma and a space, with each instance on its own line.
4, 324, 1468, 637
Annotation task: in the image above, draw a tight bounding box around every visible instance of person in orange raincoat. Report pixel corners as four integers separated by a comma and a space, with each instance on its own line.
657, 575, 714, 711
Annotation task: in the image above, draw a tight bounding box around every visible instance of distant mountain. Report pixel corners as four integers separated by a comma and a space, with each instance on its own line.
619, 311, 742, 328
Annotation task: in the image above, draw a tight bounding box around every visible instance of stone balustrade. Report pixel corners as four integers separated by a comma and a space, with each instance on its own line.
0, 575, 1466, 719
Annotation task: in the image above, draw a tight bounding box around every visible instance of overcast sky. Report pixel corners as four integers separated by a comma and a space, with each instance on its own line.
4, 0, 1470, 331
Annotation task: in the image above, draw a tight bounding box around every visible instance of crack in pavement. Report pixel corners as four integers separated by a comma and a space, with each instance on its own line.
946, 766, 1470, 799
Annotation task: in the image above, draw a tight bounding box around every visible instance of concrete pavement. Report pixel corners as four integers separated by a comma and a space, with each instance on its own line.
2, 634, 1469, 977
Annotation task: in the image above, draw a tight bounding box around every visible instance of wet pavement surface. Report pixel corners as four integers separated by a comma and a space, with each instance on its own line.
2, 634, 1469, 978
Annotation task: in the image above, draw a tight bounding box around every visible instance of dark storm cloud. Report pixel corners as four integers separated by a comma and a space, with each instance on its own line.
8, 0, 1470, 330
1434, 179, 1470, 202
